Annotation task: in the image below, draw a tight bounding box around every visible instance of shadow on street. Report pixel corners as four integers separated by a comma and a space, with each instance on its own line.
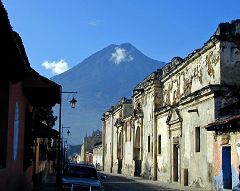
99, 172, 179, 191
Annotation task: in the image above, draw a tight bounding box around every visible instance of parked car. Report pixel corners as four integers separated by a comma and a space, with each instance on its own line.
60, 163, 105, 191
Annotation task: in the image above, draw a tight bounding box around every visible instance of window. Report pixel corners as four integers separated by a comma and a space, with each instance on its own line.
148, 136, 150, 152
158, 135, 161, 154
195, 127, 200, 152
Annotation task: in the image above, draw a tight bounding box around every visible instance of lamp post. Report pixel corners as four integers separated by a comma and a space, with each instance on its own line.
63, 139, 68, 164
62, 126, 71, 165
56, 90, 77, 187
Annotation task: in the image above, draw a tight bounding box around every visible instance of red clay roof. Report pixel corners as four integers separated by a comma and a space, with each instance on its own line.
206, 114, 240, 130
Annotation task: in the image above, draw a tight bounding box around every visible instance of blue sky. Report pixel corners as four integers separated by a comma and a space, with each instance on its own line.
2, 0, 240, 78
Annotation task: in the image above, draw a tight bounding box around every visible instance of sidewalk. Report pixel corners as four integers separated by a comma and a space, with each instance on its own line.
102, 171, 211, 191
32, 174, 56, 191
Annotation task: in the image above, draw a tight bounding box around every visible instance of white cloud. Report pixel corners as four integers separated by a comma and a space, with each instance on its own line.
96, 91, 102, 97
110, 47, 134, 65
41, 59, 69, 75
88, 19, 101, 27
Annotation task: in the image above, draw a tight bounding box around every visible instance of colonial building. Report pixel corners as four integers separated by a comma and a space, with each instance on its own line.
154, 20, 240, 190
102, 19, 240, 190
81, 130, 102, 164
132, 70, 162, 179
102, 97, 133, 173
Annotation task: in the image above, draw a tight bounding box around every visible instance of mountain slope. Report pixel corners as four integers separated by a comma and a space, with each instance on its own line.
51, 43, 164, 145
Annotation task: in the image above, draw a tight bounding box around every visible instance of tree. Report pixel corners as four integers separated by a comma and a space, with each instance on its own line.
33, 106, 57, 128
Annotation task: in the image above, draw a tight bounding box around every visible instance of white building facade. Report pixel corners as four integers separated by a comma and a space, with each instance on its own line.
102, 20, 240, 190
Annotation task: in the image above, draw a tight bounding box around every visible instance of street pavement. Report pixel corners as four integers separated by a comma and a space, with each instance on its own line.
32, 175, 56, 191
100, 172, 212, 191
33, 172, 209, 191
101, 172, 179, 191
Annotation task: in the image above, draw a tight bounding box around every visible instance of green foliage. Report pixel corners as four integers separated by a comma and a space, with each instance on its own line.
33, 106, 57, 128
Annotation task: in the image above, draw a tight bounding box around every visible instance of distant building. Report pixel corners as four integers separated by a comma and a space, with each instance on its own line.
81, 130, 102, 164
80, 144, 84, 162
93, 142, 103, 170
102, 97, 133, 174
102, 19, 240, 190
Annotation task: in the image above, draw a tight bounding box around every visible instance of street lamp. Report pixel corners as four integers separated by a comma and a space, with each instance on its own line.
62, 126, 71, 140
67, 129, 70, 136
69, 96, 77, 108
56, 90, 77, 187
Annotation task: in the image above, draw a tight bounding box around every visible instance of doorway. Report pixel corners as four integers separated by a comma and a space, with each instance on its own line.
134, 127, 141, 176
173, 143, 179, 181
117, 132, 122, 174
222, 146, 232, 189
118, 159, 122, 174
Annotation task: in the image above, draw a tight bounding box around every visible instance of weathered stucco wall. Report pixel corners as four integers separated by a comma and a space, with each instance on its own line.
180, 97, 214, 189
112, 109, 121, 174
156, 95, 215, 189
156, 39, 221, 189
156, 114, 170, 182
162, 43, 221, 106
141, 88, 155, 178
122, 117, 134, 176
103, 114, 113, 173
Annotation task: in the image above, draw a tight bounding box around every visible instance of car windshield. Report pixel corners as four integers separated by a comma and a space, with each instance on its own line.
63, 165, 98, 179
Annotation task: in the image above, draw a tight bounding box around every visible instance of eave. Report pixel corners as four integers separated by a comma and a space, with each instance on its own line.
33, 120, 59, 139
23, 70, 61, 107
205, 114, 240, 132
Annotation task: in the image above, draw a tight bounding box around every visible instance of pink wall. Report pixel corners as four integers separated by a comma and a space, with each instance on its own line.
0, 82, 33, 191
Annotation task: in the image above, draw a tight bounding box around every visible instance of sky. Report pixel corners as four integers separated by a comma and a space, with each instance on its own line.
2, 0, 240, 79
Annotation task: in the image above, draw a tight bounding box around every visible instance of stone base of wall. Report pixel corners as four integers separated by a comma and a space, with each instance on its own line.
103, 164, 112, 173
122, 164, 134, 177
141, 166, 152, 179
157, 173, 170, 183
112, 163, 118, 174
